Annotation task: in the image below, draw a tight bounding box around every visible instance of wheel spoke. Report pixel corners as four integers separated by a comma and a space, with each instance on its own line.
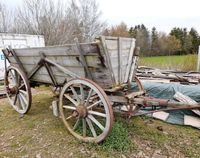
85, 89, 93, 106
70, 86, 80, 103
19, 92, 28, 106
19, 83, 25, 90
86, 118, 97, 137
88, 110, 106, 118
19, 90, 27, 96
80, 84, 84, 100
88, 114, 105, 131
64, 94, 78, 106
14, 70, 19, 86
17, 74, 22, 87
82, 118, 86, 137
87, 100, 102, 109
63, 105, 76, 110
13, 93, 18, 105
73, 118, 80, 130
18, 94, 26, 110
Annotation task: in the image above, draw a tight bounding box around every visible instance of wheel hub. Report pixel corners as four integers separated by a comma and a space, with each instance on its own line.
7, 86, 18, 94
75, 105, 88, 118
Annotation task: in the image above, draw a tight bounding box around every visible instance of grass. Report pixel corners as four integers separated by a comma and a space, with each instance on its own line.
139, 54, 198, 71
0, 87, 199, 157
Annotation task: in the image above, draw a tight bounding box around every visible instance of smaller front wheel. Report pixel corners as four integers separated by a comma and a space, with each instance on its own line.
59, 78, 113, 143
5, 65, 32, 114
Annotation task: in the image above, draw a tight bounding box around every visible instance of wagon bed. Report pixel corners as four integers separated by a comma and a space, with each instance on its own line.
3, 36, 138, 89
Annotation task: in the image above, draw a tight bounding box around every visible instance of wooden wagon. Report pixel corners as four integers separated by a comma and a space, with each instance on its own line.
3, 36, 200, 143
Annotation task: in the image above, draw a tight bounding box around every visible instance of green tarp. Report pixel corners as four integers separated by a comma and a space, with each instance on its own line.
131, 82, 200, 128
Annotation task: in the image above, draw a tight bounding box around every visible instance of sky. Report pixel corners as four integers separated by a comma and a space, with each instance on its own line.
2, 0, 200, 33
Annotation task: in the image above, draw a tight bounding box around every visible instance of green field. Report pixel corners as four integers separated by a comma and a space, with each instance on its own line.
139, 54, 198, 71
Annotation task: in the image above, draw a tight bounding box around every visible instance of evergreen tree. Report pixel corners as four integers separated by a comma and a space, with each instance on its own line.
151, 27, 159, 55
129, 24, 150, 56
189, 28, 200, 53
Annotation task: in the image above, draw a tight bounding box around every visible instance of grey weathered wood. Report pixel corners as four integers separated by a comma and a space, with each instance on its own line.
9, 43, 99, 57
174, 92, 200, 116
117, 38, 121, 84
100, 36, 116, 84
9, 55, 101, 68
5, 36, 136, 89
75, 38, 93, 79
129, 57, 139, 82
124, 39, 136, 83
129, 47, 140, 82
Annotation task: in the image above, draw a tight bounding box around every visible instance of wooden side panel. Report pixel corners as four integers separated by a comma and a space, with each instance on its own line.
12, 43, 99, 56
4, 36, 136, 89
101, 36, 136, 85
8, 55, 102, 68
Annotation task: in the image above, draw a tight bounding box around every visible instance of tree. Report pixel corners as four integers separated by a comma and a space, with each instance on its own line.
14, 0, 66, 45
13, 0, 106, 45
166, 35, 181, 55
129, 26, 137, 38
0, 2, 13, 32
133, 24, 150, 56
151, 27, 159, 55
66, 0, 106, 42
170, 27, 193, 54
189, 28, 200, 53
157, 33, 181, 55
103, 22, 130, 37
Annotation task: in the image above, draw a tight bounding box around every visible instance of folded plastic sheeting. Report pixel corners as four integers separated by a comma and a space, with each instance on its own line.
131, 82, 200, 129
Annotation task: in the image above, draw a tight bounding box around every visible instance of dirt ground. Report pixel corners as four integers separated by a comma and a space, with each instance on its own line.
0, 87, 199, 158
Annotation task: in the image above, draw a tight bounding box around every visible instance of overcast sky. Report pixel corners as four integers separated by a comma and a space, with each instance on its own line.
2, 0, 200, 33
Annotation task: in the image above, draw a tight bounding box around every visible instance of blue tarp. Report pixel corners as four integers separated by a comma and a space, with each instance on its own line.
131, 82, 200, 128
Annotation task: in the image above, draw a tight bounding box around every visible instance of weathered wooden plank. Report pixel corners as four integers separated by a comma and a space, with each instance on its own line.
75, 39, 92, 79
10, 43, 100, 57
100, 36, 115, 84
31, 74, 67, 85
23, 62, 113, 89
129, 56, 139, 82
103, 36, 135, 41
174, 92, 200, 116
124, 39, 136, 83
8, 55, 102, 68
24, 66, 85, 78
118, 37, 122, 84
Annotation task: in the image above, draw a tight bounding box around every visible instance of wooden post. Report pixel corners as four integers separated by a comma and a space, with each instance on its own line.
197, 46, 200, 71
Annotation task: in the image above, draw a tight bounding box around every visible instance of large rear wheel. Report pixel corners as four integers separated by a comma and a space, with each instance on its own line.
59, 78, 113, 143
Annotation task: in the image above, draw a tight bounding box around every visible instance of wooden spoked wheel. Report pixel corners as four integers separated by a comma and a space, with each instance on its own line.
5, 65, 32, 114
59, 78, 113, 143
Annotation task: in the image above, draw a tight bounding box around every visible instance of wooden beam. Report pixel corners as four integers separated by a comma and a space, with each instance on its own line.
75, 38, 93, 79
